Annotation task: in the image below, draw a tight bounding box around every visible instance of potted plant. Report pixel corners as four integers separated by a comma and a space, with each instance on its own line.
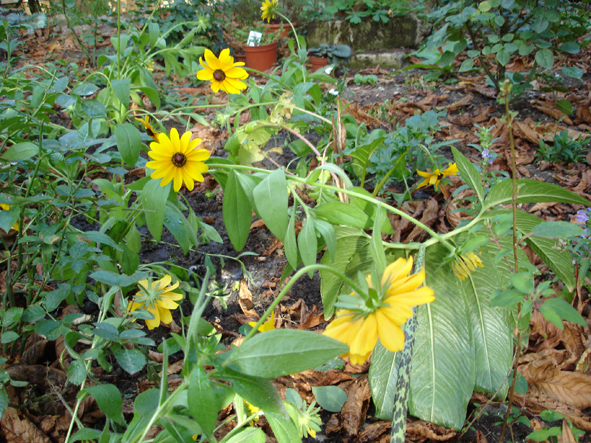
234, 25, 283, 72
308, 43, 352, 72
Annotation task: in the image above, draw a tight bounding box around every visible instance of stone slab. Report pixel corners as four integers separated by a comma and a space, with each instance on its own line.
348, 49, 407, 69
306, 17, 420, 51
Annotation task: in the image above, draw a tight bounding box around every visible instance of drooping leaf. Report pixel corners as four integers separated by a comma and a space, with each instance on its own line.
222, 170, 252, 251
253, 169, 289, 241
228, 330, 348, 378
84, 384, 124, 424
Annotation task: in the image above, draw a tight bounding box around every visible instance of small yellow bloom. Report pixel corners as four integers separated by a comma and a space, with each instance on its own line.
130, 275, 183, 330
416, 163, 458, 190
136, 116, 159, 142
0, 204, 19, 231
248, 311, 276, 332
246, 401, 261, 425
146, 128, 210, 192
261, 0, 278, 23
196, 49, 249, 94
452, 252, 483, 281
323, 257, 435, 365
306, 426, 316, 438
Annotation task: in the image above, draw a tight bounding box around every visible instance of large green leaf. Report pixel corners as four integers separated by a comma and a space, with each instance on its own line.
409, 237, 516, 430
369, 340, 405, 420
484, 179, 590, 209
409, 244, 475, 430
314, 202, 372, 230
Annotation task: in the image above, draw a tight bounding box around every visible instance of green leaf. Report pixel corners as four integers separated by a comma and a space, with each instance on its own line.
266, 412, 301, 443
70, 428, 103, 442
1, 331, 19, 344
541, 298, 586, 328
555, 100, 573, 116
84, 384, 124, 424
314, 202, 371, 229
560, 41, 579, 54
320, 227, 371, 317
370, 205, 387, 275
484, 179, 591, 209
459, 59, 474, 72
71, 82, 99, 96
81, 99, 107, 119
222, 369, 286, 416
223, 170, 252, 251
284, 208, 299, 270
115, 123, 142, 168
228, 330, 348, 378
111, 78, 131, 107
0, 390, 6, 422
410, 236, 516, 430
315, 219, 336, 263
140, 177, 171, 241
510, 273, 534, 294
298, 218, 317, 270
164, 202, 199, 254
349, 134, 386, 182
113, 348, 146, 375
452, 147, 485, 203
253, 169, 289, 242
534, 48, 554, 69
188, 366, 218, 435
312, 386, 347, 412
224, 428, 267, 443
2, 142, 39, 161
539, 410, 564, 421
562, 66, 583, 79
530, 221, 584, 239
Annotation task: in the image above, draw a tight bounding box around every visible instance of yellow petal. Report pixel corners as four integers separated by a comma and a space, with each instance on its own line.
376, 310, 406, 353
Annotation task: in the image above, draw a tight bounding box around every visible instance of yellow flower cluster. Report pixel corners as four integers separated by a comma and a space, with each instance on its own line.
452, 252, 484, 281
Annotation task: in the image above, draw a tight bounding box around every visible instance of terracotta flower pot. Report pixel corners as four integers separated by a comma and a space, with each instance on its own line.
234, 53, 247, 65
262, 22, 297, 39
309, 55, 329, 73
243, 41, 278, 72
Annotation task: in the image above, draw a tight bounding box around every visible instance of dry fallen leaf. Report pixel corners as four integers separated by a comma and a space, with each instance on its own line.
238, 279, 257, 317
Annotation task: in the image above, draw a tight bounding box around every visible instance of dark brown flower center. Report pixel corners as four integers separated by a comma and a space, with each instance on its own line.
213, 69, 226, 82
172, 153, 187, 167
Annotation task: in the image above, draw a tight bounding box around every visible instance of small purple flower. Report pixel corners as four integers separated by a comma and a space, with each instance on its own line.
482, 149, 493, 164
576, 209, 590, 224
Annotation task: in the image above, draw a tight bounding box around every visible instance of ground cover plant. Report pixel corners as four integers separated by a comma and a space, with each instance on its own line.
0, 0, 591, 442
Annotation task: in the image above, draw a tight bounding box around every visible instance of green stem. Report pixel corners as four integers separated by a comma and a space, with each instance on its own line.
208, 163, 456, 252
241, 264, 370, 345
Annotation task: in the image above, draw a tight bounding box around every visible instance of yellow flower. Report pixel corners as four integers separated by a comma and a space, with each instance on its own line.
261, 0, 278, 23
196, 49, 249, 94
130, 275, 183, 330
246, 401, 261, 425
416, 163, 459, 190
306, 426, 316, 438
136, 116, 159, 142
248, 311, 276, 332
323, 257, 435, 365
452, 252, 483, 281
0, 204, 19, 231
146, 128, 210, 192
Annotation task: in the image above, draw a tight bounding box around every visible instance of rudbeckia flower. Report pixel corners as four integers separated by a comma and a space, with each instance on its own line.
0, 204, 19, 231
136, 116, 159, 142
248, 311, 276, 332
196, 49, 249, 95
146, 128, 210, 192
323, 257, 435, 365
452, 252, 483, 281
261, 0, 278, 23
416, 163, 458, 191
130, 275, 183, 330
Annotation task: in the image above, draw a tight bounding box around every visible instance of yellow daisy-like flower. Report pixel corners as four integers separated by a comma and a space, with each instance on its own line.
146, 128, 210, 192
261, 0, 278, 23
323, 257, 435, 365
246, 401, 262, 425
452, 252, 484, 281
248, 311, 276, 332
130, 275, 183, 330
196, 49, 249, 95
0, 204, 19, 231
416, 163, 459, 191
136, 116, 159, 142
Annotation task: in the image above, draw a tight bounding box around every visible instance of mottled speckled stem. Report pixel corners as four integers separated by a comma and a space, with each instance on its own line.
389, 245, 426, 443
